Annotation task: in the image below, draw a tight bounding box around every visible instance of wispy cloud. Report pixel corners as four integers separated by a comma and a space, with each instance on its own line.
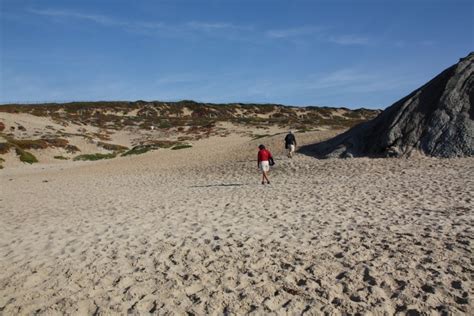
28, 8, 372, 47
265, 25, 371, 46
391, 39, 436, 48
134, 21, 166, 30
265, 26, 323, 39
28, 8, 252, 39
307, 68, 420, 94
315, 69, 376, 87
328, 35, 370, 45
28, 8, 126, 27
186, 21, 252, 31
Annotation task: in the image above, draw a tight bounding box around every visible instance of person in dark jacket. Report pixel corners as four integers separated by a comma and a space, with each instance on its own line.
284, 131, 297, 158
257, 144, 273, 184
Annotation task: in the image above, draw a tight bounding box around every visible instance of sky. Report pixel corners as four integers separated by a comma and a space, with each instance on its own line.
1, 0, 473, 109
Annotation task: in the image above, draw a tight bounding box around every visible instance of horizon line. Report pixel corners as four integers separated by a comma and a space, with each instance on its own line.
0, 99, 382, 110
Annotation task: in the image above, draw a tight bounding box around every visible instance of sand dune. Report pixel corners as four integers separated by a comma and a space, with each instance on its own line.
0, 135, 473, 314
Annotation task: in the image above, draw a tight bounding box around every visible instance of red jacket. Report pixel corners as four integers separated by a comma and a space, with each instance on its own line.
258, 149, 272, 163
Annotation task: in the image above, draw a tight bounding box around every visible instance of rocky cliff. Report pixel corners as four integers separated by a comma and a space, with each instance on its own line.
302, 53, 474, 158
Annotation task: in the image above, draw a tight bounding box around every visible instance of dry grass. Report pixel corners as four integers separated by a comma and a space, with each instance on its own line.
0, 101, 379, 133
9, 139, 49, 150
44, 138, 69, 147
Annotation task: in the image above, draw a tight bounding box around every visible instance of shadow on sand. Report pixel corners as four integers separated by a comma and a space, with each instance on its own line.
190, 183, 245, 188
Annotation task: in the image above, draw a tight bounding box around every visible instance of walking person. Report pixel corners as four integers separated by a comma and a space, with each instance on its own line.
284, 131, 297, 158
257, 144, 273, 185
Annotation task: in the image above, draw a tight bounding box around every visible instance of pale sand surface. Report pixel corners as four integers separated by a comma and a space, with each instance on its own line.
0, 135, 473, 315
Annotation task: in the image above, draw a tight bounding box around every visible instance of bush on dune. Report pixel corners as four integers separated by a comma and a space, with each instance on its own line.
9, 139, 49, 150
97, 142, 129, 152
15, 147, 38, 164
122, 146, 154, 156
171, 144, 192, 150
44, 138, 69, 148
73, 153, 116, 161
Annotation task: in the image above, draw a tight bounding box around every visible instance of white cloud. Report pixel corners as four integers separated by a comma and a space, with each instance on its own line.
135, 21, 166, 30
265, 26, 322, 39
27, 8, 374, 47
28, 8, 126, 27
315, 69, 376, 87
265, 25, 371, 46
28, 8, 252, 36
186, 21, 251, 31
307, 68, 421, 94
328, 35, 370, 45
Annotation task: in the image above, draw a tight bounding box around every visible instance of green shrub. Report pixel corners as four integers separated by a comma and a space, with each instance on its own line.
97, 142, 129, 151
1, 135, 70, 150
54, 155, 69, 160
122, 148, 148, 156
73, 153, 116, 161
15, 147, 38, 164
122, 146, 155, 156
150, 140, 178, 148
171, 144, 192, 150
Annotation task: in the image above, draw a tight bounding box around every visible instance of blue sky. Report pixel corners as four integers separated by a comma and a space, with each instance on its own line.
1, 0, 473, 109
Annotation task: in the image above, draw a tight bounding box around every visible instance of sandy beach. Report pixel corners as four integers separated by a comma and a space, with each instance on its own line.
2, 0, 473, 313
1, 134, 472, 315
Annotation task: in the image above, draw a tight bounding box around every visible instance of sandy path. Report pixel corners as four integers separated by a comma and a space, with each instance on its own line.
0, 140, 473, 314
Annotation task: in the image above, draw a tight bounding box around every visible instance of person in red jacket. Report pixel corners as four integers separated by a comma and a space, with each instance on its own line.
257, 144, 273, 185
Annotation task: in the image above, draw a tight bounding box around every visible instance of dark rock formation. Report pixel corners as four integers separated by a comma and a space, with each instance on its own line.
302, 53, 474, 158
